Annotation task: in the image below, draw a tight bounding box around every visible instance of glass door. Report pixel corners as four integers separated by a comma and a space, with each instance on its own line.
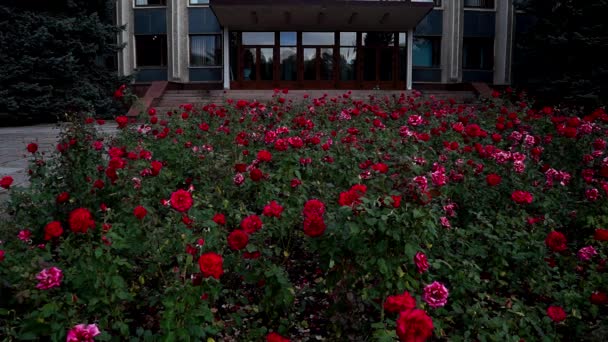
241, 32, 275, 85
301, 32, 335, 87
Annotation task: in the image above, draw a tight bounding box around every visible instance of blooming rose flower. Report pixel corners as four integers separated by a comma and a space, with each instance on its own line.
338, 184, 367, 207
115, 116, 128, 128
56, 192, 70, 204
547, 305, 567, 323
595, 228, 608, 241
511, 190, 533, 204
590, 291, 608, 305
241, 215, 263, 234
577, 246, 598, 261
266, 332, 290, 342
227, 230, 249, 250
27, 143, 38, 154
69, 208, 95, 233
303, 214, 326, 237
170, 189, 193, 212
263, 200, 284, 218
198, 252, 223, 279
44, 221, 63, 240
486, 173, 502, 186
414, 252, 430, 274
0, 250, 5, 262
396, 309, 434, 342
384, 291, 417, 313
372, 163, 389, 174
36, 266, 63, 290
257, 150, 273, 162
213, 213, 226, 225
303, 199, 326, 217
18, 229, 32, 242
423, 281, 449, 308
133, 206, 147, 220
250, 168, 264, 182
545, 231, 567, 252
0, 176, 14, 189
66, 323, 100, 342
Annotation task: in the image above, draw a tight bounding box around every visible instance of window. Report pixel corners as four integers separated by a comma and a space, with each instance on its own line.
134, 0, 166, 6
463, 38, 494, 70
280, 32, 297, 81
135, 35, 167, 67
464, 0, 495, 9
302, 32, 335, 46
189, 0, 209, 4
190, 35, 221, 66
242, 32, 275, 45
413, 37, 441, 68
340, 32, 357, 81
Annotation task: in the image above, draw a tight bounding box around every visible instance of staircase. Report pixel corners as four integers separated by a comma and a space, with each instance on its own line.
152, 90, 227, 114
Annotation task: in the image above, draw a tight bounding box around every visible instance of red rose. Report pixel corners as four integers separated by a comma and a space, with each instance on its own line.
27, 143, 38, 153
44, 221, 63, 240
170, 189, 193, 212
134, 206, 147, 220
594, 228, 608, 241
257, 150, 273, 162
56, 192, 70, 204
372, 163, 389, 174
384, 291, 416, 313
266, 332, 290, 342
303, 199, 326, 217
69, 208, 95, 233
511, 190, 533, 204
263, 200, 284, 218
241, 215, 263, 234
545, 231, 567, 252
303, 214, 326, 237
414, 252, 429, 274
198, 252, 223, 279
250, 168, 264, 182
0, 176, 14, 189
150, 161, 163, 176
115, 116, 129, 128
546, 306, 566, 323
213, 213, 226, 225
396, 309, 434, 342
227, 230, 249, 250
590, 291, 608, 305
391, 195, 402, 208
486, 173, 502, 186
0, 250, 4, 262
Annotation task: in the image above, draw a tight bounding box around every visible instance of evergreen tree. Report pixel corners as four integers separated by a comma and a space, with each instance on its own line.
0, 0, 131, 123
514, 0, 608, 109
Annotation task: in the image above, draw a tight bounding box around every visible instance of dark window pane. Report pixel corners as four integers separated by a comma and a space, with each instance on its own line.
379, 48, 393, 81
242, 32, 274, 45
304, 48, 317, 80
229, 32, 238, 81
280, 47, 297, 81
190, 35, 221, 66
320, 48, 333, 80
399, 47, 407, 81
363, 48, 376, 81
340, 32, 357, 46
135, 0, 166, 6
280, 32, 297, 46
302, 32, 335, 46
362, 32, 395, 47
259, 48, 274, 80
136, 35, 167, 67
464, 0, 494, 9
463, 38, 494, 70
340, 47, 357, 81
243, 48, 256, 80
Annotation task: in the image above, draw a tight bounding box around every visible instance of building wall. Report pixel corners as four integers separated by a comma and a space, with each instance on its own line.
117, 0, 515, 86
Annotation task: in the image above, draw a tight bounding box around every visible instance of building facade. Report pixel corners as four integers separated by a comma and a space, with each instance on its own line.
117, 0, 515, 90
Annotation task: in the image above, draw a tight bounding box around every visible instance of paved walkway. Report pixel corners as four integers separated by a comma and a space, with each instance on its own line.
0, 123, 117, 199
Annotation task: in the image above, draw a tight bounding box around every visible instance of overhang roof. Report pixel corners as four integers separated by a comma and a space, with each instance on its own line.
209, 0, 434, 32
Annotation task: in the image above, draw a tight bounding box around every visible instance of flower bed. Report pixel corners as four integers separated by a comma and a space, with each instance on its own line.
0, 90, 607, 341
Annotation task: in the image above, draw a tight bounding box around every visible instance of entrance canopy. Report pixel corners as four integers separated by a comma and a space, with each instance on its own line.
209, 0, 434, 31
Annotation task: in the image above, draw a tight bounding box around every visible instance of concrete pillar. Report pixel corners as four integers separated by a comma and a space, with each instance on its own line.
441, 0, 463, 83
116, 0, 134, 77
494, 0, 514, 85
168, 0, 189, 82
407, 29, 413, 90
223, 27, 230, 89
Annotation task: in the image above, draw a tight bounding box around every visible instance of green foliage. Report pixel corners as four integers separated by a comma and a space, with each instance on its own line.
0, 1, 131, 122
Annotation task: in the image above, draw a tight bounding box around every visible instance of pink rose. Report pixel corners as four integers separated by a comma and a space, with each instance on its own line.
67, 323, 101, 342
423, 281, 449, 308
36, 266, 63, 290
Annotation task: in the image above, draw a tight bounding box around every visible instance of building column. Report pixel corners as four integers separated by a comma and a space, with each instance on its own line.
116, 0, 134, 77
223, 27, 230, 90
168, 0, 189, 82
441, 0, 463, 83
407, 29, 414, 90
494, 0, 514, 85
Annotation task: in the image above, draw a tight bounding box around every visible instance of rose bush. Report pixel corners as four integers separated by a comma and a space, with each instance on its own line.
0, 89, 607, 341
